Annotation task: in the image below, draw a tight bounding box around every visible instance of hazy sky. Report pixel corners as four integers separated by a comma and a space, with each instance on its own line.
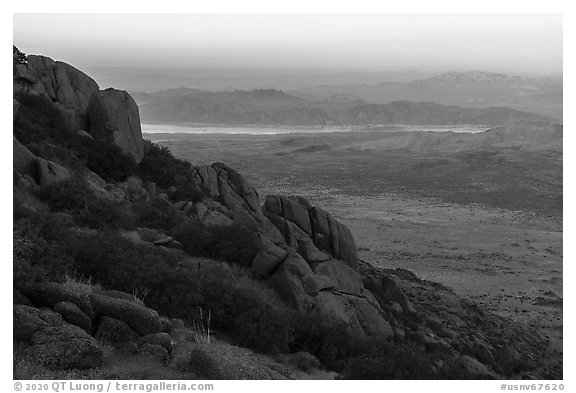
13, 14, 562, 74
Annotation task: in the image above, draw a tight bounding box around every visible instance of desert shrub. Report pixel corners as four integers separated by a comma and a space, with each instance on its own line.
13, 212, 75, 288
137, 143, 195, 188
69, 232, 202, 317
171, 222, 214, 255
289, 314, 366, 369
170, 182, 205, 203
133, 198, 186, 231
230, 303, 293, 354
496, 356, 533, 377
13, 188, 45, 221
19, 210, 75, 241
187, 348, 220, 379
13, 232, 62, 288
173, 221, 259, 267
341, 341, 436, 379
434, 360, 494, 380
13, 92, 70, 146
75, 137, 137, 182
38, 178, 137, 230
13, 199, 34, 221
69, 230, 293, 354
285, 351, 322, 372
78, 198, 136, 230
198, 264, 295, 354
27, 142, 83, 172
209, 224, 259, 266
397, 308, 425, 331
38, 178, 94, 211
13, 45, 27, 65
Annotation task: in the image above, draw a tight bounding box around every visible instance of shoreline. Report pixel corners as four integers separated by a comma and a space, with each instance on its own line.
141, 123, 490, 135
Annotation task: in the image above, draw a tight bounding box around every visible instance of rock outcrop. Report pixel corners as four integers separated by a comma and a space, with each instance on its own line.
95, 317, 140, 345
13, 136, 36, 179
88, 88, 144, 162
189, 163, 263, 219
158, 159, 400, 341
14, 54, 144, 163
170, 163, 396, 341
53, 301, 92, 334
22, 282, 94, 319
14, 55, 99, 131
91, 294, 163, 336
264, 195, 359, 270
13, 305, 102, 369
35, 158, 72, 186
28, 324, 103, 369
14, 284, 174, 369
13, 136, 74, 187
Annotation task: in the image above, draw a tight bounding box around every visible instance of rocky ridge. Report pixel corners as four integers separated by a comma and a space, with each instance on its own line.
14, 54, 143, 162
149, 161, 399, 342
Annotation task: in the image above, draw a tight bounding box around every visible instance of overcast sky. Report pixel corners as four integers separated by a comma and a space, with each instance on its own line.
13, 14, 562, 74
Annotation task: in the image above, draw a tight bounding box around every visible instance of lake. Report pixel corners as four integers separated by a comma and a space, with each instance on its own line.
141, 123, 489, 135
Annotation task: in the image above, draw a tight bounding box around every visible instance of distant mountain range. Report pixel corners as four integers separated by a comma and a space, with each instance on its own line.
94, 68, 440, 93
291, 71, 562, 120
133, 86, 550, 127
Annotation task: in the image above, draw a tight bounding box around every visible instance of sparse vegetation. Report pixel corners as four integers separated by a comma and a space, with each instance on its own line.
191, 309, 212, 344
283, 351, 321, 372
133, 198, 186, 231
78, 197, 136, 230
13, 212, 75, 288
13, 45, 27, 65
13, 92, 70, 146
77, 136, 137, 182
38, 178, 93, 211
173, 221, 259, 267
137, 144, 196, 189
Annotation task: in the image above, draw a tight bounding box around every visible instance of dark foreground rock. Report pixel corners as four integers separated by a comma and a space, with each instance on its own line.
28, 324, 102, 369
90, 294, 163, 336
53, 301, 92, 334
14, 305, 102, 369
95, 317, 140, 346
22, 282, 94, 319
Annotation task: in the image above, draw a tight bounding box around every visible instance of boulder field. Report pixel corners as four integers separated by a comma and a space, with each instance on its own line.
14, 285, 174, 369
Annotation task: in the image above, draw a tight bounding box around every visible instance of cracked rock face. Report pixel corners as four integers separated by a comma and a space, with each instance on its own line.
87, 88, 144, 163
192, 163, 263, 219
264, 195, 359, 270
